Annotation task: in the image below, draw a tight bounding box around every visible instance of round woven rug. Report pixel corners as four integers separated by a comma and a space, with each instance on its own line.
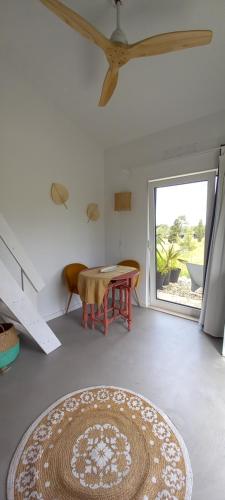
7, 386, 192, 500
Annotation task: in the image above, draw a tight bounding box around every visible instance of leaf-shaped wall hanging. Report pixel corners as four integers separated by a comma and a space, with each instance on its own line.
51, 183, 69, 209
87, 203, 100, 222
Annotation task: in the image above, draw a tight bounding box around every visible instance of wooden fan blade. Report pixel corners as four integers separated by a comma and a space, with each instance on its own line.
128, 30, 213, 59
99, 66, 119, 107
40, 0, 112, 50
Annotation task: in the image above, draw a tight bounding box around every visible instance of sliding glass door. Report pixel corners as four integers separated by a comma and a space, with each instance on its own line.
148, 171, 216, 318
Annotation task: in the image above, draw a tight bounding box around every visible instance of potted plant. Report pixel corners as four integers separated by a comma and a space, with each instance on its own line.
157, 244, 180, 286
169, 247, 182, 283
170, 263, 181, 283
156, 237, 182, 287
163, 244, 182, 284
163, 269, 171, 286
156, 252, 169, 289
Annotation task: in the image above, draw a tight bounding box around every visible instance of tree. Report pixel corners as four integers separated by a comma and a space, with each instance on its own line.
194, 219, 205, 242
156, 224, 169, 241
168, 215, 188, 243
180, 228, 197, 252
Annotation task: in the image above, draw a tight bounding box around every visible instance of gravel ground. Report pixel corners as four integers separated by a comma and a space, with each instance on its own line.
157, 277, 202, 309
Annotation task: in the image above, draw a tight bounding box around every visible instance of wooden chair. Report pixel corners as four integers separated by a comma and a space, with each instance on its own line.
64, 263, 88, 313
117, 259, 141, 306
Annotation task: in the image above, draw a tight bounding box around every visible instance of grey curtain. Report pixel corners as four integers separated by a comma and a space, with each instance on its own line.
200, 149, 225, 338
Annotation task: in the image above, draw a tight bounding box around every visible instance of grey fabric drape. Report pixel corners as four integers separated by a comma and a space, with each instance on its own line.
200, 149, 225, 338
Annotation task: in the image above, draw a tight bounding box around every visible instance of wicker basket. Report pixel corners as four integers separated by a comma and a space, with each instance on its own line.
0, 323, 20, 369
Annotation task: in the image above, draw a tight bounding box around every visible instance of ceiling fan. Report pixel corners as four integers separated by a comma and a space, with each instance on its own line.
39, 0, 213, 107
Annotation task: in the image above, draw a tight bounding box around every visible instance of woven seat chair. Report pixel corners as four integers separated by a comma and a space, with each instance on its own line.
64, 263, 88, 313
117, 259, 141, 306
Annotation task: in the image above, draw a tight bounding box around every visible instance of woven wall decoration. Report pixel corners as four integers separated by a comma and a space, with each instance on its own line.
87, 203, 100, 222
114, 192, 132, 211
51, 183, 69, 209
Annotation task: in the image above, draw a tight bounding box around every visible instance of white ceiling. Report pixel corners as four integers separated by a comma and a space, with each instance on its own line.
1, 0, 225, 148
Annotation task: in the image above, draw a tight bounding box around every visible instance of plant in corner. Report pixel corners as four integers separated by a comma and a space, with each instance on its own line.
167, 245, 182, 283
156, 243, 182, 287
156, 251, 169, 290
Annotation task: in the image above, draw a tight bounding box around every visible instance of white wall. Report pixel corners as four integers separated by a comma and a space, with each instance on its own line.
104, 114, 225, 305
105, 110, 225, 171
0, 61, 105, 320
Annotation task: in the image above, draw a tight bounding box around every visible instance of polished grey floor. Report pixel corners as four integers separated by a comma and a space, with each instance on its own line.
1, 307, 225, 499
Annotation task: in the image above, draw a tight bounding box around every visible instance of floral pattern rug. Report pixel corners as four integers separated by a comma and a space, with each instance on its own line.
7, 386, 193, 499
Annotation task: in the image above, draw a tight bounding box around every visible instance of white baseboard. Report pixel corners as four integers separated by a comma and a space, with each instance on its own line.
43, 301, 146, 322
139, 301, 147, 308
43, 303, 81, 322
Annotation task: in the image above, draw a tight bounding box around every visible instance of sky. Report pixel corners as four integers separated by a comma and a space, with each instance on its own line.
156, 181, 208, 227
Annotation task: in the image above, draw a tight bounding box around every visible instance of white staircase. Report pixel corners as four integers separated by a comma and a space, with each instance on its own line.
0, 215, 61, 354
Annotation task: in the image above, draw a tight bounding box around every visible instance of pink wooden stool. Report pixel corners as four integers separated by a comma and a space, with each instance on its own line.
82, 270, 139, 336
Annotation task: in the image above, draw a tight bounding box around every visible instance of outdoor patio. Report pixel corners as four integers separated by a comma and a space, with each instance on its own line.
157, 276, 203, 309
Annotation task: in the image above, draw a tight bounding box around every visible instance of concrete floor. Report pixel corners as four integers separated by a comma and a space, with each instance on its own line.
0, 307, 225, 500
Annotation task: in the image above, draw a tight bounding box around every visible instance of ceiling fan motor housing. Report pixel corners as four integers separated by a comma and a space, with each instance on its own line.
111, 0, 128, 44
111, 28, 128, 44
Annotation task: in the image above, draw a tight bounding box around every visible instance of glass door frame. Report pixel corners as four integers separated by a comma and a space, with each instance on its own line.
148, 170, 217, 319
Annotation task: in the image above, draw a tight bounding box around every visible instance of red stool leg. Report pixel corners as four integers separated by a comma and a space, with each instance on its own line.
82, 302, 88, 328
97, 306, 101, 319
128, 280, 132, 331
112, 286, 115, 315
119, 287, 123, 314
103, 291, 109, 336
91, 304, 95, 329
123, 279, 129, 314
125, 287, 128, 315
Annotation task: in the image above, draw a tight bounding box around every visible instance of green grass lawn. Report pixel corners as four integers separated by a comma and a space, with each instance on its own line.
179, 239, 205, 277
